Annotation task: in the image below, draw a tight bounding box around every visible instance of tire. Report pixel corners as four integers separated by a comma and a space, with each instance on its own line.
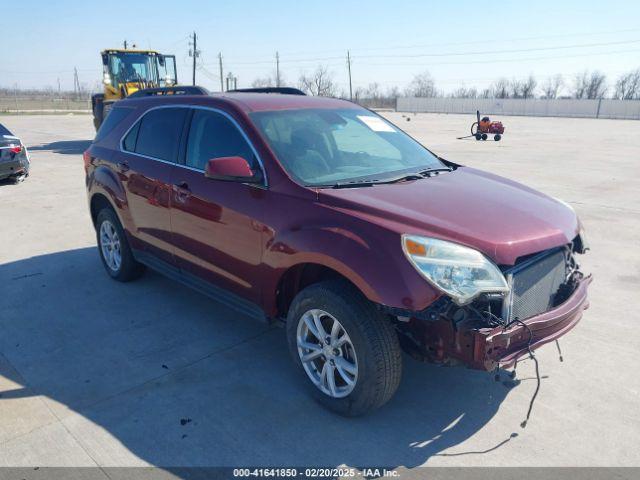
481, 133, 488, 141
96, 208, 145, 282
11, 173, 27, 184
286, 280, 402, 416
494, 134, 502, 141
475, 133, 482, 141
102, 103, 113, 121
92, 95, 104, 131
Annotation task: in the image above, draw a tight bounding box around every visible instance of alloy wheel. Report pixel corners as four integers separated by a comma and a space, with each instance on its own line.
99, 220, 122, 272
296, 309, 358, 398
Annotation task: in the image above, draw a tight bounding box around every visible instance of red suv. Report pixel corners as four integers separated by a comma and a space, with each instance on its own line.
84, 87, 591, 416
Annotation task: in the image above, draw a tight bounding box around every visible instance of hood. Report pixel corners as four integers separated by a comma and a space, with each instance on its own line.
317, 167, 579, 265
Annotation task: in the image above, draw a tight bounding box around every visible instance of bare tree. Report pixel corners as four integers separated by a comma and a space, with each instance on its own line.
450, 86, 478, 98
490, 78, 510, 98
573, 70, 607, 99
353, 86, 365, 103
541, 74, 564, 99
364, 82, 381, 100
298, 65, 336, 97
385, 86, 400, 99
405, 71, 437, 97
251, 70, 287, 89
521, 75, 537, 99
251, 76, 275, 88
614, 69, 640, 100
509, 78, 524, 98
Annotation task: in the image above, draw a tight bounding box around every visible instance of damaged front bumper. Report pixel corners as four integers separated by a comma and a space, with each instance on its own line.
471, 274, 591, 370
397, 274, 592, 372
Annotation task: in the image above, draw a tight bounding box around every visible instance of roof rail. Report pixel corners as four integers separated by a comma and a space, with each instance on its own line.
226, 87, 306, 96
128, 86, 209, 98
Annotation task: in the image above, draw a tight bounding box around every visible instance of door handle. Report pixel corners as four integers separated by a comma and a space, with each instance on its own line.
117, 161, 130, 173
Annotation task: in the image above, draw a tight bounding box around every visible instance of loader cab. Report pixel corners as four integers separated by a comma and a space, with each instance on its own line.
101, 50, 177, 100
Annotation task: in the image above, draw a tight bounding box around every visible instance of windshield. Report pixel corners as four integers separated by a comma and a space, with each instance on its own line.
250, 108, 444, 186
109, 53, 158, 88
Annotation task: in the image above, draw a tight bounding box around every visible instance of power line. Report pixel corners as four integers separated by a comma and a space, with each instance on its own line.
201, 27, 640, 60
200, 38, 640, 67
357, 47, 640, 67
355, 38, 640, 59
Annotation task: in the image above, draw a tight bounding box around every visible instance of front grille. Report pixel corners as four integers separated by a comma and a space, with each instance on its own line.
505, 249, 567, 322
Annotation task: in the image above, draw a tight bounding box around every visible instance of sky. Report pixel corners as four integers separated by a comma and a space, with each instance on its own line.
2, 0, 640, 96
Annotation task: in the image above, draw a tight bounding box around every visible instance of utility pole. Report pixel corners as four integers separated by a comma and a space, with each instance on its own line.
226, 72, 237, 91
189, 32, 200, 86
123, 40, 128, 50
347, 50, 353, 101
276, 51, 281, 87
218, 53, 224, 92
73, 67, 80, 99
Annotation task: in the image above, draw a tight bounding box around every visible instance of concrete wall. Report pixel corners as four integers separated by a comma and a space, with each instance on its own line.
397, 97, 640, 120
0, 96, 90, 112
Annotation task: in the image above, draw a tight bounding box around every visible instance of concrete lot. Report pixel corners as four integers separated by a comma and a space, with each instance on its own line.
0, 112, 639, 470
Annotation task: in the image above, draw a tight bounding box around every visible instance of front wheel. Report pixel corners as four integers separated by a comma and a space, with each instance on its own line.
286, 280, 402, 416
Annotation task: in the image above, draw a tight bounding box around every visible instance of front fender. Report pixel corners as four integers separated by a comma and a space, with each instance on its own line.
262, 223, 440, 314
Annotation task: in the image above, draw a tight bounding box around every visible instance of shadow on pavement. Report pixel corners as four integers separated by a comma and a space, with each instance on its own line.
29, 140, 92, 155
0, 247, 517, 469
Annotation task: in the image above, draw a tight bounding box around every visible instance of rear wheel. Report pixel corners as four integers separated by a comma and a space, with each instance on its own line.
92, 95, 104, 131
11, 172, 27, 184
96, 208, 145, 282
494, 134, 502, 141
286, 280, 402, 416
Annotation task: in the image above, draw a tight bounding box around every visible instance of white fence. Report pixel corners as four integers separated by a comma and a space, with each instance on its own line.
396, 97, 640, 120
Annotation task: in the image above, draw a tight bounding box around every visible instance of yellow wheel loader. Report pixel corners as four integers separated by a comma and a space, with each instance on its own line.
91, 49, 177, 130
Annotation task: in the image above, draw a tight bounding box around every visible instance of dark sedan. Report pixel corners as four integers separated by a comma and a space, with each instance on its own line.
0, 123, 30, 183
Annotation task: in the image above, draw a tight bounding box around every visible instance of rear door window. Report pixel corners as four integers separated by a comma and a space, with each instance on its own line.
134, 107, 188, 162
185, 109, 256, 170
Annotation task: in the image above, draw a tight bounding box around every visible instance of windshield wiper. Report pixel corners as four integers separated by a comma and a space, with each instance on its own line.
317, 167, 454, 189
417, 167, 453, 175
330, 180, 377, 189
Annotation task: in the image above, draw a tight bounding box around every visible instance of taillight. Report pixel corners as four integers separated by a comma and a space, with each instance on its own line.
83, 150, 92, 172
9, 145, 22, 154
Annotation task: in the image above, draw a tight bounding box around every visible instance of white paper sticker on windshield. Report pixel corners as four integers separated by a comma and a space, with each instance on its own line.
357, 115, 396, 132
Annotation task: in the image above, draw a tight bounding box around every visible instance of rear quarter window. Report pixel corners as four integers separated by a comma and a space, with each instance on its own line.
94, 107, 133, 143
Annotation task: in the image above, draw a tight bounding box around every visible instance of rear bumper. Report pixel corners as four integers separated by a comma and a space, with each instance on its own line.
0, 160, 27, 179
473, 274, 592, 370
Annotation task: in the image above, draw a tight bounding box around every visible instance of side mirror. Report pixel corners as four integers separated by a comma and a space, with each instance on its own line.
204, 156, 262, 183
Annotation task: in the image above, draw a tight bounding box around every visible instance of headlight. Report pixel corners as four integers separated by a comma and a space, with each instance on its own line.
402, 235, 509, 305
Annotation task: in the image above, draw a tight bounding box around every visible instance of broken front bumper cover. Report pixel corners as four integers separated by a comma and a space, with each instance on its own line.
404, 274, 592, 371
472, 274, 592, 371
480, 275, 593, 370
